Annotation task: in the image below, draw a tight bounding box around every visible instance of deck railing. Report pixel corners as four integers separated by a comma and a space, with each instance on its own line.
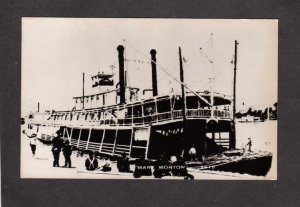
29, 108, 232, 127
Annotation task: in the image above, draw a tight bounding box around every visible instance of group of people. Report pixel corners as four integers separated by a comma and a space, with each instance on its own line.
24, 128, 253, 179
51, 130, 72, 168
132, 153, 194, 179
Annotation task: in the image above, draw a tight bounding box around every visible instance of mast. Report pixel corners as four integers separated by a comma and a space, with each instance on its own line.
82, 73, 85, 109
232, 40, 238, 149
179, 47, 188, 159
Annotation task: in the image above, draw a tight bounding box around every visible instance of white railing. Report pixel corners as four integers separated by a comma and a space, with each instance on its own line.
30, 109, 232, 127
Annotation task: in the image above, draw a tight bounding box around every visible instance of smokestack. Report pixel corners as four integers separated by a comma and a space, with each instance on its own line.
150, 49, 158, 96
117, 45, 126, 104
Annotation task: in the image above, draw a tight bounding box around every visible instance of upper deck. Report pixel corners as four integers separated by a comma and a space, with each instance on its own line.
29, 92, 232, 127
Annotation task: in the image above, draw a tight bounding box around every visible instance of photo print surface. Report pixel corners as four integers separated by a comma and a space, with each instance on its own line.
21, 18, 277, 179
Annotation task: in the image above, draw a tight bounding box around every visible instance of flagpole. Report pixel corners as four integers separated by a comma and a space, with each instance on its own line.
232, 40, 238, 149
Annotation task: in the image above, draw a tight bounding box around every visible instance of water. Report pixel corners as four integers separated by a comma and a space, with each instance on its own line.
236, 120, 277, 179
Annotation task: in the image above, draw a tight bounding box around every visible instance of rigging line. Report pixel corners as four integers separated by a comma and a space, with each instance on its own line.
199, 36, 212, 49
123, 39, 212, 106
200, 48, 214, 64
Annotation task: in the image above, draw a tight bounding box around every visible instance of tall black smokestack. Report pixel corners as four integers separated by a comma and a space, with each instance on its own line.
117, 45, 126, 104
150, 49, 158, 96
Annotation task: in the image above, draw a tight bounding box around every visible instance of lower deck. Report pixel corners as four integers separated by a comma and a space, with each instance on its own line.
27, 119, 235, 159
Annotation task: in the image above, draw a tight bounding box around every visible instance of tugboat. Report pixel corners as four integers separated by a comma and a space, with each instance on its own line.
25, 44, 235, 160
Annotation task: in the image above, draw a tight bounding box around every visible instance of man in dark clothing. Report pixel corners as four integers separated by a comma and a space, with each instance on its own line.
85, 151, 98, 171
245, 137, 252, 152
52, 130, 64, 167
171, 156, 194, 180
153, 153, 171, 178
117, 153, 131, 172
62, 140, 72, 168
133, 155, 152, 178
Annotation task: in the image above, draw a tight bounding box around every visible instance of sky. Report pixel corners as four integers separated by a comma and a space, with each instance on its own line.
22, 18, 278, 115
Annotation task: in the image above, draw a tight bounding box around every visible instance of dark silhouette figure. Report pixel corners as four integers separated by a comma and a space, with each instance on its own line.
133, 155, 152, 178
51, 130, 64, 167
62, 140, 72, 168
153, 153, 171, 178
171, 156, 194, 180
29, 137, 37, 157
85, 152, 98, 171
245, 137, 252, 152
117, 153, 131, 172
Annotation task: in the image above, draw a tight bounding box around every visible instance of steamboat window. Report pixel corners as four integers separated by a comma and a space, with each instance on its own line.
173, 96, 183, 110
115, 129, 132, 145
103, 130, 116, 144
157, 98, 171, 113
143, 101, 156, 115
97, 111, 102, 120
90, 112, 95, 120
133, 104, 142, 117
89, 129, 104, 143
125, 105, 133, 118
186, 96, 199, 109
71, 128, 80, 140
80, 129, 90, 141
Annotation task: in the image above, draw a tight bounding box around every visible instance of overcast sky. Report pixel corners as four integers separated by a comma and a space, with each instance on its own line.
22, 18, 277, 115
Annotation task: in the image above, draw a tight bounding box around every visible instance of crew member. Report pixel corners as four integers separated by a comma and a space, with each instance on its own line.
245, 137, 252, 152
171, 155, 194, 180
117, 153, 131, 172
153, 153, 171, 178
133, 154, 152, 178
189, 145, 197, 161
85, 151, 98, 171
62, 140, 72, 168
52, 130, 64, 167
29, 134, 38, 157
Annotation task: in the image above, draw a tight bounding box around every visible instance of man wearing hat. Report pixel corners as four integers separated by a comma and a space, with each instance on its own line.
62, 140, 72, 168
51, 130, 64, 167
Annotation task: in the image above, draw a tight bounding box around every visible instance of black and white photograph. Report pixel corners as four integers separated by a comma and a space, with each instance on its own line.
21, 18, 277, 180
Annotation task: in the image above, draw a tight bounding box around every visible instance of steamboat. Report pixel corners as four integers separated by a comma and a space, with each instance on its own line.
25, 42, 238, 160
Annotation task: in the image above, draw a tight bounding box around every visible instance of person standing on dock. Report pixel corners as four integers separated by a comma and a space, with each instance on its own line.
62, 140, 72, 168
29, 134, 38, 157
245, 137, 252, 152
52, 130, 64, 167
23, 130, 38, 157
